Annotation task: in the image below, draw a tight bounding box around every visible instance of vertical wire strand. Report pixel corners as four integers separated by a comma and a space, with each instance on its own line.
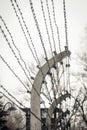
40, 0, 53, 56
0, 26, 32, 85
40, 0, 60, 101
51, 0, 61, 52
63, 0, 68, 48
46, 0, 63, 97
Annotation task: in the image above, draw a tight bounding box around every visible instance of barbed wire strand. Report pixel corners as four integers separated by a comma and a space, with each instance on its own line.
0, 90, 24, 108
29, 0, 48, 60
60, 0, 70, 95
56, 63, 60, 94
63, 64, 66, 93
45, 0, 56, 52
47, 70, 57, 100
0, 85, 25, 107
52, 71, 59, 95
51, 0, 61, 52
10, 0, 38, 64
63, 0, 71, 122
0, 26, 33, 87
63, 0, 71, 94
0, 16, 32, 79
63, 0, 68, 48
0, 54, 30, 92
68, 58, 71, 93
40, 0, 53, 56
50, 74, 57, 99
13, 0, 40, 65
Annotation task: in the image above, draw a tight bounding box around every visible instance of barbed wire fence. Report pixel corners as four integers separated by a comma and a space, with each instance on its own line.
0, 0, 71, 129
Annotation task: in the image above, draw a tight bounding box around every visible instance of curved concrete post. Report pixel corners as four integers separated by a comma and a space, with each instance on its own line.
30, 50, 71, 130
46, 92, 71, 130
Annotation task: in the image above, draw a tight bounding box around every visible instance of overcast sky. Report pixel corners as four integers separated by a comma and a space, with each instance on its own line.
0, 0, 87, 100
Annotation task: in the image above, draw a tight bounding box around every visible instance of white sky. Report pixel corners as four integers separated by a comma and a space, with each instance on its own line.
0, 0, 87, 103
